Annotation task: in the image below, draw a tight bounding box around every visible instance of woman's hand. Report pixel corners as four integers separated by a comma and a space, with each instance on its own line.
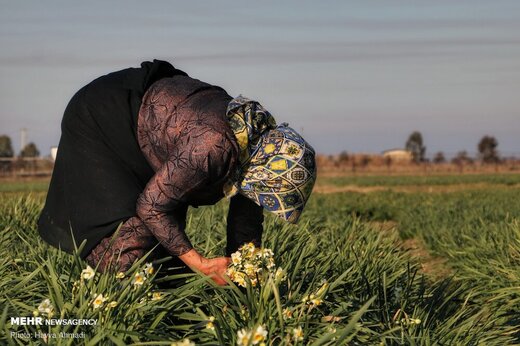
179, 249, 230, 286
200, 257, 231, 286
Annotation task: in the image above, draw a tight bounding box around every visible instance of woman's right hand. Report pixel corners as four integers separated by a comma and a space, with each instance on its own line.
178, 249, 230, 286
200, 257, 231, 286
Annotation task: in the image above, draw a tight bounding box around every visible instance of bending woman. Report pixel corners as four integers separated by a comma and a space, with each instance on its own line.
38, 60, 316, 285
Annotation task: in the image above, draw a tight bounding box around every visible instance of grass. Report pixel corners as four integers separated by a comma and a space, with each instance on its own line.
0, 174, 519, 345
318, 172, 520, 188
0, 180, 49, 193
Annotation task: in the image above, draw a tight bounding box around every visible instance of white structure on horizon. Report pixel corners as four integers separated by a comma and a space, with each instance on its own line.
51, 146, 58, 161
382, 149, 413, 162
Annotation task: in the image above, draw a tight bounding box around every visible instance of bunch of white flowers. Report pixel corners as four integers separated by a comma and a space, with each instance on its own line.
237, 325, 268, 346
226, 243, 279, 287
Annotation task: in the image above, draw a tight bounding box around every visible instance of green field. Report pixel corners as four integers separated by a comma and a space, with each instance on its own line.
319, 172, 520, 187
1, 175, 519, 345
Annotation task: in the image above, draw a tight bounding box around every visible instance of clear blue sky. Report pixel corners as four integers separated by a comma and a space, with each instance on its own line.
1, 0, 519, 157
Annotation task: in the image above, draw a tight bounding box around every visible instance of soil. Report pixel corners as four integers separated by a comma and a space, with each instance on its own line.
369, 221, 452, 280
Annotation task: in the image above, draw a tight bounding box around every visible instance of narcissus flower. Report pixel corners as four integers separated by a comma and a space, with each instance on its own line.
293, 326, 304, 342
252, 325, 267, 344
237, 328, 252, 346
170, 339, 195, 346
133, 271, 146, 286
151, 292, 164, 301
261, 248, 274, 258
229, 270, 247, 288
37, 299, 54, 317
81, 265, 95, 280
144, 263, 154, 276
91, 294, 107, 309
206, 316, 215, 330
115, 272, 125, 279
231, 252, 242, 265
275, 268, 286, 281
244, 263, 256, 276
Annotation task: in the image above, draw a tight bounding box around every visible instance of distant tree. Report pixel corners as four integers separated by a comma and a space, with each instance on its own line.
433, 151, 446, 164
451, 151, 473, 165
0, 135, 14, 172
0, 135, 14, 157
338, 151, 350, 164
452, 150, 473, 173
405, 131, 426, 163
360, 155, 371, 168
384, 156, 392, 170
20, 142, 40, 158
478, 136, 500, 164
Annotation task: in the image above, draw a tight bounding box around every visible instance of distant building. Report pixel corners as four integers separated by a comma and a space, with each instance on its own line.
382, 149, 412, 162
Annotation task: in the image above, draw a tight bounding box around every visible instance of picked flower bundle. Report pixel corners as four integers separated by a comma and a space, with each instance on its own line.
226, 243, 284, 287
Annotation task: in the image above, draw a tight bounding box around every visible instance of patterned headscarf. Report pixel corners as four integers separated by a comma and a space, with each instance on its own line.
226, 96, 317, 223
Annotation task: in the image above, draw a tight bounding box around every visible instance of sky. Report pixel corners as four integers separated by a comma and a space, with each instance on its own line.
1, 0, 519, 158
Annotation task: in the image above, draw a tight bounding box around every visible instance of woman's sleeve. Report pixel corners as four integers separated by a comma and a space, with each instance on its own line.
136, 133, 232, 257
136, 159, 199, 256
226, 193, 264, 256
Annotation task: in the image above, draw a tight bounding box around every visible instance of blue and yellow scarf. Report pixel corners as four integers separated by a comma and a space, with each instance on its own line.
226, 96, 316, 223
